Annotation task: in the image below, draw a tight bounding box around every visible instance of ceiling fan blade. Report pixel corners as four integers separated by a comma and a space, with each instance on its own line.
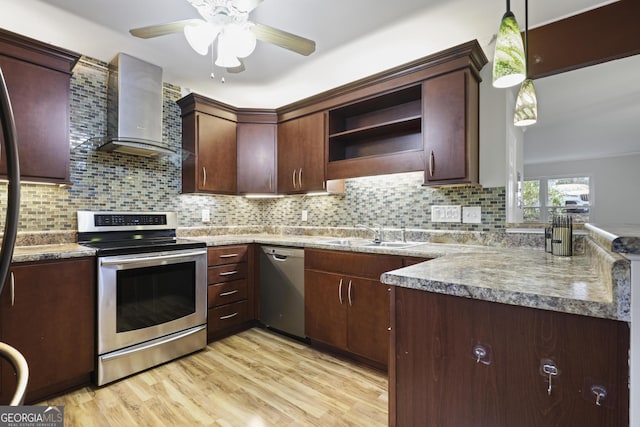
252, 23, 316, 56
227, 59, 246, 74
130, 19, 204, 39
232, 0, 264, 13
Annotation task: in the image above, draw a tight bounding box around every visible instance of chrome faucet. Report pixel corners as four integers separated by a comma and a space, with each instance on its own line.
356, 223, 383, 244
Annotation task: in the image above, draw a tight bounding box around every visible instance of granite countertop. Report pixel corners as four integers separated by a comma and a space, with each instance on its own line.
381, 247, 622, 320
11, 232, 627, 322
12, 243, 95, 263
586, 223, 640, 254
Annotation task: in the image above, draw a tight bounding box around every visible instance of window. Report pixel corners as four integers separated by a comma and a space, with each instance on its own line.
523, 176, 591, 223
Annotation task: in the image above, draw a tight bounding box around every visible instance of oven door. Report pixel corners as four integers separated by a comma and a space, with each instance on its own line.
97, 248, 207, 355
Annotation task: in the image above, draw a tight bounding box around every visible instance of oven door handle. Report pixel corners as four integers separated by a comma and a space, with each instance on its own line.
100, 250, 207, 267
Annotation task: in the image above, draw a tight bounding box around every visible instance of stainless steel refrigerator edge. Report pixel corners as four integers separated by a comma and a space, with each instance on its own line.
259, 246, 305, 339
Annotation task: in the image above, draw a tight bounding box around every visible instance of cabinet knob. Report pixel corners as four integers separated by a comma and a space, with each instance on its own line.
471, 342, 492, 365
591, 385, 607, 406
540, 359, 561, 396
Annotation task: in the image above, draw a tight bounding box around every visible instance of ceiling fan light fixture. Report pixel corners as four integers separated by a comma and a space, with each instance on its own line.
184, 21, 219, 55
514, 78, 538, 126
215, 32, 242, 67
492, 9, 526, 88
224, 23, 257, 58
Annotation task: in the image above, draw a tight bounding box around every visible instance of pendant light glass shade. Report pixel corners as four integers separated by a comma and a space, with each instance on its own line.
492, 11, 526, 88
514, 78, 537, 126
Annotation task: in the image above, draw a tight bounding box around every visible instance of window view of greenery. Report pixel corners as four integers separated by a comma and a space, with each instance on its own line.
523, 177, 590, 223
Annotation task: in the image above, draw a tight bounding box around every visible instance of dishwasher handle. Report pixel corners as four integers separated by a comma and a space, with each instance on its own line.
272, 253, 288, 262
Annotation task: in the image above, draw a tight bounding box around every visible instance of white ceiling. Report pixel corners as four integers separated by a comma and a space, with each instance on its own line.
524, 54, 640, 165
0, 0, 615, 108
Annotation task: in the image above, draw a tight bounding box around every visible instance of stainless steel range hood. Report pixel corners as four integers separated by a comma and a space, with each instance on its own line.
97, 53, 175, 157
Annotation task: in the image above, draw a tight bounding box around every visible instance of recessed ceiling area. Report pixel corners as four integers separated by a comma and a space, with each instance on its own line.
0, 0, 615, 108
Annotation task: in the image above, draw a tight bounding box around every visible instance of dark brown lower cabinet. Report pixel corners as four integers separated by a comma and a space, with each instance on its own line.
390, 287, 629, 427
206, 244, 256, 341
0, 258, 95, 404
305, 249, 409, 368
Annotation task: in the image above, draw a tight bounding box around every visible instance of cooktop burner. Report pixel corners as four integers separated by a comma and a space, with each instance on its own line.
77, 211, 206, 256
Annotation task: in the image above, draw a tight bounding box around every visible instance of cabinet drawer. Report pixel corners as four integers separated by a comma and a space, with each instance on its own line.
305, 249, 403, 279
207, 245, 248, 265
208, 263, 247, 284
207, 279, 248, 308
208, 300, 248, 332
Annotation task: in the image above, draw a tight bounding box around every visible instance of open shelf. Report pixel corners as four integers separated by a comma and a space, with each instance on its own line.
327, 85, 423, 177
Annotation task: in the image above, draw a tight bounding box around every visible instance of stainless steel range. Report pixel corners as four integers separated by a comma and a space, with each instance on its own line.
78, 211, 207, 386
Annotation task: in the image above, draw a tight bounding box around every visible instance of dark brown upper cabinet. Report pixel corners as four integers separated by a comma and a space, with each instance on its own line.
0, 29, 80, 184
236, 111, 277, 195
423, 68, 479, 186
178, 94, 237, 194
277, 112, 326, 194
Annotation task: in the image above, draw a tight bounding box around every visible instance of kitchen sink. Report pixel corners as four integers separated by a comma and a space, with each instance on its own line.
322, 239, 423, 249
323, 238, 370, 246
361, 241, 424, 249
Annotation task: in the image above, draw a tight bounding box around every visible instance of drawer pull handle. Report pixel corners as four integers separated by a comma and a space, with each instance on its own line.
219, 270, 238, 276
219, 312, 238, 320
219, 290, 239, 297
218, 253, 239, 258
338, 278, 343, 305
10, 272, 15, 307
347, 280, 353, 306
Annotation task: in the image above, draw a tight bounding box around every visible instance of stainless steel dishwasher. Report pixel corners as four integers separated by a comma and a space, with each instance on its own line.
259, 246, 305, 339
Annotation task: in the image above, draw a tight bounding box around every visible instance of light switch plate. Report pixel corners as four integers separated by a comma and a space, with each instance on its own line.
301, 210, 308, 222
201, 209, 210, 223
463, 206, 482, 224
431, 205, 461, 223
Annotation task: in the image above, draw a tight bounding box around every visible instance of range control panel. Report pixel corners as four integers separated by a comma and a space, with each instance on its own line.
77, 211, 178, 233
94, 214, 167, 227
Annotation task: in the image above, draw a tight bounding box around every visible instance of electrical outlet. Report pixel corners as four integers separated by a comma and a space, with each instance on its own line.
431, 205, 461, 223
463, 206, 482, 224
201, 208, 210, 223
301, 210, 308, 222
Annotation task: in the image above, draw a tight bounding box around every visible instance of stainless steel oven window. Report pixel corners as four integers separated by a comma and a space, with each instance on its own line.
97, 249, 207, 355
116, 262, 196, 333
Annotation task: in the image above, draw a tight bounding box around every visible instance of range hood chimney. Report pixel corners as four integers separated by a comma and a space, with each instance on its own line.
97, 53, 175, 157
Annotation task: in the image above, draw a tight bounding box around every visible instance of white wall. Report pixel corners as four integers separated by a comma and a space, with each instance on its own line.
525, 154, 640, 224
479, 63, 508, 188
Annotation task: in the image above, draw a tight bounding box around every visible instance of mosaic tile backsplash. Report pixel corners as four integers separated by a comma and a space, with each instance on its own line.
0, 56, 506, 233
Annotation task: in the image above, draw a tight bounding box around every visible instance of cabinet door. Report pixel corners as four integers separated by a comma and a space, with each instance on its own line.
277, 118, 302, 193
346, 277, 390, 365
237, 123, 276, 194
196, 112, 237, 194
304, 270, 347, 349
297, 112, 326, 192
0, 55, 71, 182
422, 69, 478, 185
277, 112, 326, 193
393, 288, 503, 427
0, 258, 95, 404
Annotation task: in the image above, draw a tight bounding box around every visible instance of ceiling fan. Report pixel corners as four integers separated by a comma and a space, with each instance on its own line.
129, 0, 316, 73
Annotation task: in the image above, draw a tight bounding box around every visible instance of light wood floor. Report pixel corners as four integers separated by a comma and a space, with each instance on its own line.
39, 328, 388, 426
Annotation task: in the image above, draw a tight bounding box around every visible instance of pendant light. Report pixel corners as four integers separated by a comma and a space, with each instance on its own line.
514, 0, 538, 126
492, 0, 526, 88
